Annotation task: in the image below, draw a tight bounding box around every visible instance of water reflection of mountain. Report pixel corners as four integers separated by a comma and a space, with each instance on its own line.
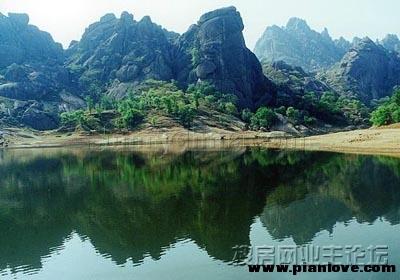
261, 155, 400, 244
0, 148, 399, 273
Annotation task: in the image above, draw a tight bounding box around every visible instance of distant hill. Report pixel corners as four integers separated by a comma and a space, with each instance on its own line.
254, 18, 351, 72
379, 34, 400, 53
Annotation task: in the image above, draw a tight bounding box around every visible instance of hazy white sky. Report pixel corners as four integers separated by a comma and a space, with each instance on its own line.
0, 0, 399, 49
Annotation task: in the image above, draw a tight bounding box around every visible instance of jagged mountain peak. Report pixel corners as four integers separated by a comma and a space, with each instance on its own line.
321, 27, 332, 39
254, 18, 350, 71
286, 17, 310, 31
321, 36, 400, 104
380, 34, 400, 53
64, 6, 274, 109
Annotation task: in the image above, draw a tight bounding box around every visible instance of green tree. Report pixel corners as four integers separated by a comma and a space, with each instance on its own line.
251, 107, 276, 130
286, 107, 302, 123
177, 104, 196, 128
371, 105, 392, 126
60, 110, 85, 126
190, 47, 201, 67
370, 90, 400, 126
224, 102, 237, 115
241, 109, 253, 123
85, 96, 95, 113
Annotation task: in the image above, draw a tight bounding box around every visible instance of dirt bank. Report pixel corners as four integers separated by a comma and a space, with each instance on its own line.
1, 126, 400, 157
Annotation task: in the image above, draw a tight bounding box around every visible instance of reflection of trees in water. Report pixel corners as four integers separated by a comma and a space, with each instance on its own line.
261, 155, 400, 244
0, 148, 282, 270
0, 149, 399, 272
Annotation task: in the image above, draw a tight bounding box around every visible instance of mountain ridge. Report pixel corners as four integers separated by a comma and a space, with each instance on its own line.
0, 7, 276, 130
1, 9, 400, 132
254, 17, 351, 72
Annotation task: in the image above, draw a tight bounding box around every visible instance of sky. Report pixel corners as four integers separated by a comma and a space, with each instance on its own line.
0, 0, 399, 49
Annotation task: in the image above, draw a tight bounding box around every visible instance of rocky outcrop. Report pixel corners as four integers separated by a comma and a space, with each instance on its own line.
67, 12, 178, 90
0, 13, 63, 68
254, 18, 350, 72
176, 6, 275, 109
0, 8, 276, 130
262, 60, 330, 106
67, 7, 275, 109
320, 38, 400, 104
0, 13, 83, 130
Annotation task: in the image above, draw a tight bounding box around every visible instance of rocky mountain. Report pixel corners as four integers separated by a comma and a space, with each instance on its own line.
320, 37, 400, 104
0, 13, 84, 130
262, 60, 330, 106
254, 18, 350, 72
67, 7, 275, 109
67, 12, 178, 92
0, 7, 276, 130
380, 34, 400, 53
1, 8, 399, 131
176, 7, 276, 108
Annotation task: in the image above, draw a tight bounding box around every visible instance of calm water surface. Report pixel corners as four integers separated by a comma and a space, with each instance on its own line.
0, 147, 399, 279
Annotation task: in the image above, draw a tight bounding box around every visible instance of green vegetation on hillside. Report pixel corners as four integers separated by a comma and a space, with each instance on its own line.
60, 80, 239, 131
244, 107, 276, 130
370, 89, 400, 126
59, 79, 374, 133
300, 91, 369, 125
273, 91, 369, 127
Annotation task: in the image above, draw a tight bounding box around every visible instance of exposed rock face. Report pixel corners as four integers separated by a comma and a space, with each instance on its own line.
320, 38, 400, 104
20, 102, 60, 130
176, 6, 275, 108
0, 8, 275, 130
0, 13, 63, 68
0, 13, 82, 130
254, 18, 350, 72
67, 12, 178, 89
68, 7, 275, 109
262, 60, 330, 107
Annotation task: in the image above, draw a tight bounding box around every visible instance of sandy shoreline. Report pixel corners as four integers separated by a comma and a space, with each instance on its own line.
1, 126, 400, 157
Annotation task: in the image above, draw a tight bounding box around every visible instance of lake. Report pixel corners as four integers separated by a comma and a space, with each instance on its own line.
0, 146, 399, 279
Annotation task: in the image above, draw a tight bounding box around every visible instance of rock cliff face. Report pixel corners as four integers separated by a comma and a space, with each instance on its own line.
0, 7, 275, 130
67, 12, 178, 89
177, 7, 275, 108
0, 13, 63, 68
254, 18, 350, 72
320, 38, 400, 104
0, 13, 83, 130
67, 7, 275, 109
262, 60, 330, 106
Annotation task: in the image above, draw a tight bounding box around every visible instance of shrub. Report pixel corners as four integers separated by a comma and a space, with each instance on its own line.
286, 107, 302, 123
371, 105, 392, 126
224, 102, 237, 115
250, 107, 276, 130
177, 104, 196, 128
190, 47, 201, 67
304, 115, 317, 126
241, 109, 253, 123
370, 90, 400, 126
60, 110, 85, 126
119, 108, 144, 128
